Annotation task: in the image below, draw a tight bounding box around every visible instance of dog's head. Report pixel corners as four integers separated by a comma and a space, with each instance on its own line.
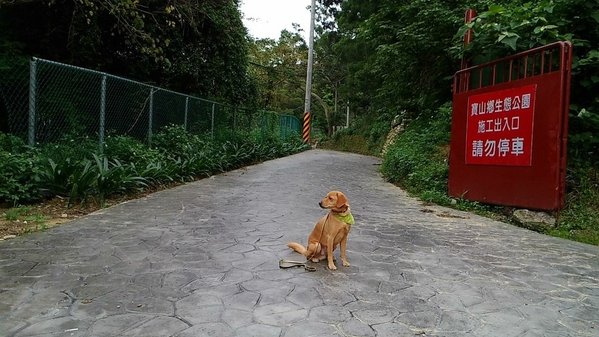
319, 191, 349, 212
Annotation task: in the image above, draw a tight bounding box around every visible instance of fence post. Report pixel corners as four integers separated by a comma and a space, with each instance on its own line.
211, 102, 215, 140
148, 88, 154, 145
184, 97, 189, 131
28, 58, 37, 146
99, 75, 107, 149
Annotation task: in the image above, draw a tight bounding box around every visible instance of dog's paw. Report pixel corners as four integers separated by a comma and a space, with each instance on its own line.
311, 255, 325, 263
342, 260, 350, 267
328, 263, 337, 270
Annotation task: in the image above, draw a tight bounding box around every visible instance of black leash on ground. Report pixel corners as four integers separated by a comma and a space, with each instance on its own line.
278, 259, 316, 272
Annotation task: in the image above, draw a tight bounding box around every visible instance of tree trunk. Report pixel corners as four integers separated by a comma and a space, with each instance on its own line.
310, 92, 331, 136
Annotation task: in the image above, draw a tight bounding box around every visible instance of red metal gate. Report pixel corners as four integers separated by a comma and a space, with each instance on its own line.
449, 42, 573, 210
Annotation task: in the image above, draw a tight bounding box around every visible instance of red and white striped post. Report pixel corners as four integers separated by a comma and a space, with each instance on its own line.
302, 112, 311, 143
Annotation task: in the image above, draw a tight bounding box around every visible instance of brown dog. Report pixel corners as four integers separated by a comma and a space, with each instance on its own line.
287, 191, 355, 270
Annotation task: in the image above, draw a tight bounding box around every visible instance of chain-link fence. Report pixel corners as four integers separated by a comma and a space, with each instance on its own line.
0, 57, 300, 146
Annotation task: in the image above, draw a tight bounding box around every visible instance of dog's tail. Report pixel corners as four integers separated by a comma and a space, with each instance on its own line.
287, 241, 307, 256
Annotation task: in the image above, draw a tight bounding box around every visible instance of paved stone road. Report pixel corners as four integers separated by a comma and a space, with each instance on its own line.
1, 150, 598, 337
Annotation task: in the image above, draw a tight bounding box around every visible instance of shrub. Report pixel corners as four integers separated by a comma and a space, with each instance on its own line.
0, 132, 28, 153
152, 125, 207, 160
93, 154, 147, 206
1, 124, 308, 207
368, 117, 392, 154
36, 158, 79, 198
283, 133, 310, 154
67, 159, 97, 206
103, 135, 164, 167
381, 103, 451, 195
0, 150, 40, 205
38, 136, 98, 164
130, 161, 175, 187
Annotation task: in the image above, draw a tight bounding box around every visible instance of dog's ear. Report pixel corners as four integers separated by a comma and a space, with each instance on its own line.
335, 192, 348, 208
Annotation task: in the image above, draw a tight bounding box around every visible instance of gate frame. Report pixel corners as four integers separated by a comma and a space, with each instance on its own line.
449, 41, 573, 211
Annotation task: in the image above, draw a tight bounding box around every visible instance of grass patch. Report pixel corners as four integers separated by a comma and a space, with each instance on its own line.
320, 134, 372, 155
2, 206, 49, 234
320, 113, 392, 156
4, 206, 31, 221
549, 165, 599, 245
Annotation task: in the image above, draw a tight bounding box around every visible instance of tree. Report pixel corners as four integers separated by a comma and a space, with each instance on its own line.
329, 0, 471, 121
457, 0, 599, 162
247, 28, 308, 114
0, 0, 255, 103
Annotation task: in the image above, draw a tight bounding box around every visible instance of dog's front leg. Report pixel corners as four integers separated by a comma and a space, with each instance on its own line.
340, 236, 350, 267
326, 236, 337, 270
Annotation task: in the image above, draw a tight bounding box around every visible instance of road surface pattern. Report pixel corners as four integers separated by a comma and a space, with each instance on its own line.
1, 150, 598, 337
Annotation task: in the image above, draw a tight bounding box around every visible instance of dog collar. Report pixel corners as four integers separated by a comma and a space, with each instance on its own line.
334, 212, 355, 225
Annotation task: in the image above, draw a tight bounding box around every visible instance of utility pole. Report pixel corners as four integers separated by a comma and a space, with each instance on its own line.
302, 0, 316, 143
461, 9, 476, 70
346, 100, 349, 128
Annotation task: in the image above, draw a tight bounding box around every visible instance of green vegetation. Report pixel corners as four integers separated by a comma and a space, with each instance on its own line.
317, 0, 599, 245
4, 206, 31, 221
3, 206, 48, 232
0, 128, 308, 208
549, 165, 599, 245
381, 106, 452, 200
320, 113, 393, 155
322, 133, 371, 155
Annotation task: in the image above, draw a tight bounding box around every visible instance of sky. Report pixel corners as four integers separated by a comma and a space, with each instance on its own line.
240, 0, 312, 41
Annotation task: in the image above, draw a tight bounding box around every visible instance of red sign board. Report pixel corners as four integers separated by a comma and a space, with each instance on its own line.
449, 42, 572, 210
466, 85, 537, 166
